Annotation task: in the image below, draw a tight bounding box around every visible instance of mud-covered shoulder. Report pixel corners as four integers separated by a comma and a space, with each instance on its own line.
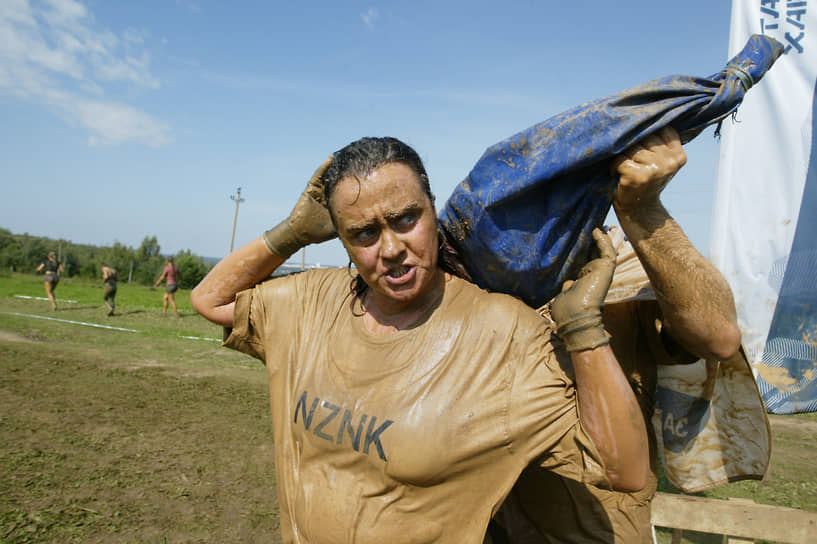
258, 266, 349, 298
450, 277, 553, 339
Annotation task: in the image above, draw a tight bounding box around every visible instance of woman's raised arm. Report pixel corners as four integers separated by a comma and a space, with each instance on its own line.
191, 238, 285, 327
550, 228, 649, 491
191, 157, 336, 327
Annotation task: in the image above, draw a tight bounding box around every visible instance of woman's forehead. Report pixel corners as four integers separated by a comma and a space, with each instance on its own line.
333, 163, 431, 211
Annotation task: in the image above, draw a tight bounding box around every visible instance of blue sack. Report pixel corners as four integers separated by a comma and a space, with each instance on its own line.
439, 35, 784, 308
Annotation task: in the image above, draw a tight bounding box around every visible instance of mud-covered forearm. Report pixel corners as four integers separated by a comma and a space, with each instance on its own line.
193, 158, 336, 327
615, 201, 740, 361
550, 228, 648, 489
191, 238, 283, 327
572, 345, 649, 491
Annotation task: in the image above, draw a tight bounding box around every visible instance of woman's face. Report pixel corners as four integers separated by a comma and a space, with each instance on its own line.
331, 163, 440, 313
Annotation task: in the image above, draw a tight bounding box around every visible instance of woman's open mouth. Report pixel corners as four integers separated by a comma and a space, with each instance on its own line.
384, 265, 415, 285
387, 265, 410, 278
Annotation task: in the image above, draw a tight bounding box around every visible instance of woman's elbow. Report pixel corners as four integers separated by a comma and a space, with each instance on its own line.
607, 462, 649, 492
602, 428, 650, 492
190, 285, 209, 317
191, 284, 223, 325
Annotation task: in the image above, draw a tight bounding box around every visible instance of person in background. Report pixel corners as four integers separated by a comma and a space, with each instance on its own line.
101, 264, 119, 316
191, 137, 649, 543
152, 256, 180, 317
493, 127, 741, 543
35, 251, 64, 311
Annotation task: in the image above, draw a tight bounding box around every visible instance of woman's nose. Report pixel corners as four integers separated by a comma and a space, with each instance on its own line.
380, 229, 406, 259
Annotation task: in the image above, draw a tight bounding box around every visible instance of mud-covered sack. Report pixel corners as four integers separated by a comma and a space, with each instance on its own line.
439, 34, 784, 308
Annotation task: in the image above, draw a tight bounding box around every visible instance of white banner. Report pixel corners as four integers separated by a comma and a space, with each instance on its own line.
711, 0, 817, 413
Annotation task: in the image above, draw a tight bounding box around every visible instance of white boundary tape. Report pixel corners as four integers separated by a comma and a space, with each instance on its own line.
14, 294, 78, 303
1, 311, 222, 342
179, 335, 222, 342
1, 311, 139, 332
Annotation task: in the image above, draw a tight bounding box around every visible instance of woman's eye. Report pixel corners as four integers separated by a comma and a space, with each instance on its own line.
355, 229, 377, 243
396, 213, 417, 228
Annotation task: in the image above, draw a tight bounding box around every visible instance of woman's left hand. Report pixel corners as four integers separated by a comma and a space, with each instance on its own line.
550, 228, 616, 352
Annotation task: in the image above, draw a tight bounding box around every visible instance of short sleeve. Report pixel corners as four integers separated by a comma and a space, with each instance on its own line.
222, 268, 350, 370
223, 285, 270, 361
507, 317, 608, 487
222, 272, 310, 366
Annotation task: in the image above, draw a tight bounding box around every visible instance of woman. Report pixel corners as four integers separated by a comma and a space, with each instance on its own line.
192, 137, 647, 543
101, 264, 119, 316
152, 256, 179, 317
35, 251, 64, 311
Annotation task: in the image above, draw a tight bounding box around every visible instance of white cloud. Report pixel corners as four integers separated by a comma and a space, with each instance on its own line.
0, 0, 170, 146
361, 7, 378, 30
75, 98, 171, 147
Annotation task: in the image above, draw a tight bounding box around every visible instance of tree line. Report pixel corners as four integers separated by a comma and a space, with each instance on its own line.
0, 228, 212, 289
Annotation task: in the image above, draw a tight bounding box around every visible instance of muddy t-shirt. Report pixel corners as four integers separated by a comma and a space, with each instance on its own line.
499, 299, 694, 544
496, 229, 699, 544
224, 268, 605, 544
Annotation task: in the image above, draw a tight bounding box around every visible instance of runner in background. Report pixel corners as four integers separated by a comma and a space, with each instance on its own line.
152, 256, 180, 317
101, 264, 119, 316
35, 251, 64, 311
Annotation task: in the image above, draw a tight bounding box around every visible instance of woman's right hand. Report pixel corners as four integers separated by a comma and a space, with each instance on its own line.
263, 157, 337, 259
611, 126, 686, 214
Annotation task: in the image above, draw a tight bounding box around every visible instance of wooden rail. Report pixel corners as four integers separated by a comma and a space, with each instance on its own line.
651, 492, 817, 544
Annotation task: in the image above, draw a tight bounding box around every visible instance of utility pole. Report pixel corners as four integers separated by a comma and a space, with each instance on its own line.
229, 187, 245, 253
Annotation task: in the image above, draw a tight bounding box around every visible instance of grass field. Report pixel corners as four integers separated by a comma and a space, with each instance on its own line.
1, 272, 816, 543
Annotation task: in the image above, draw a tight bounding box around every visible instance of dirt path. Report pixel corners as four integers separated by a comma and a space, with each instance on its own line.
0, 329, 36, 343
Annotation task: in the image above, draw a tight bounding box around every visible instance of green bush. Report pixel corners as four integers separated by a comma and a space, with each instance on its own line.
174, 250, 211, 289
0, 228, 212, 287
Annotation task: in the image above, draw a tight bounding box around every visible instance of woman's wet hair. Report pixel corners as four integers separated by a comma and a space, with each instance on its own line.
323, 137, 470, 297
322, 137, 433, 209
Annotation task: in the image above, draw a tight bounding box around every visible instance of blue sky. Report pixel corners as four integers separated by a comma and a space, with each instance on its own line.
1, 0, 735, 266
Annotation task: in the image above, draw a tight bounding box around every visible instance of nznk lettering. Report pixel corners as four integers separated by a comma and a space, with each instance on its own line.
293, 391, 393, 462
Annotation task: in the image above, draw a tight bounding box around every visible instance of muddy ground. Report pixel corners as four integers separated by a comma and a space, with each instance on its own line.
0, 329, 281, 544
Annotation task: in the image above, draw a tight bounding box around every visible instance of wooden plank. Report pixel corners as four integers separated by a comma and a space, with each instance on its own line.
651, 493, 817, 544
